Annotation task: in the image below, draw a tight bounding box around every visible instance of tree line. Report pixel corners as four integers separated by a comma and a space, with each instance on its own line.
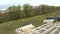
0, 4, 59, 23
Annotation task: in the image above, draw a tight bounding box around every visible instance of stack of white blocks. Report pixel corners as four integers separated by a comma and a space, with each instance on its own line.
16, 20, 60, 34
27, 24, 60, 34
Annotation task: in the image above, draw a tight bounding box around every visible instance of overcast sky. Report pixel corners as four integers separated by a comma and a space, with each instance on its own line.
0, 0, 60, 9
0, 0, 60, 6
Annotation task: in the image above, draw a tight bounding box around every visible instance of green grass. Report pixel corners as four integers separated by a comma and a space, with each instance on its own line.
0, 15, 45, 34
0, 11, 60, 34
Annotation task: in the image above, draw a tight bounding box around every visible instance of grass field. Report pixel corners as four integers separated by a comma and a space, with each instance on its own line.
0, 11, 60, 34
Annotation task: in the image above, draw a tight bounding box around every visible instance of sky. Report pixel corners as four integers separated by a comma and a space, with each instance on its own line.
0, 0, 60, 10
